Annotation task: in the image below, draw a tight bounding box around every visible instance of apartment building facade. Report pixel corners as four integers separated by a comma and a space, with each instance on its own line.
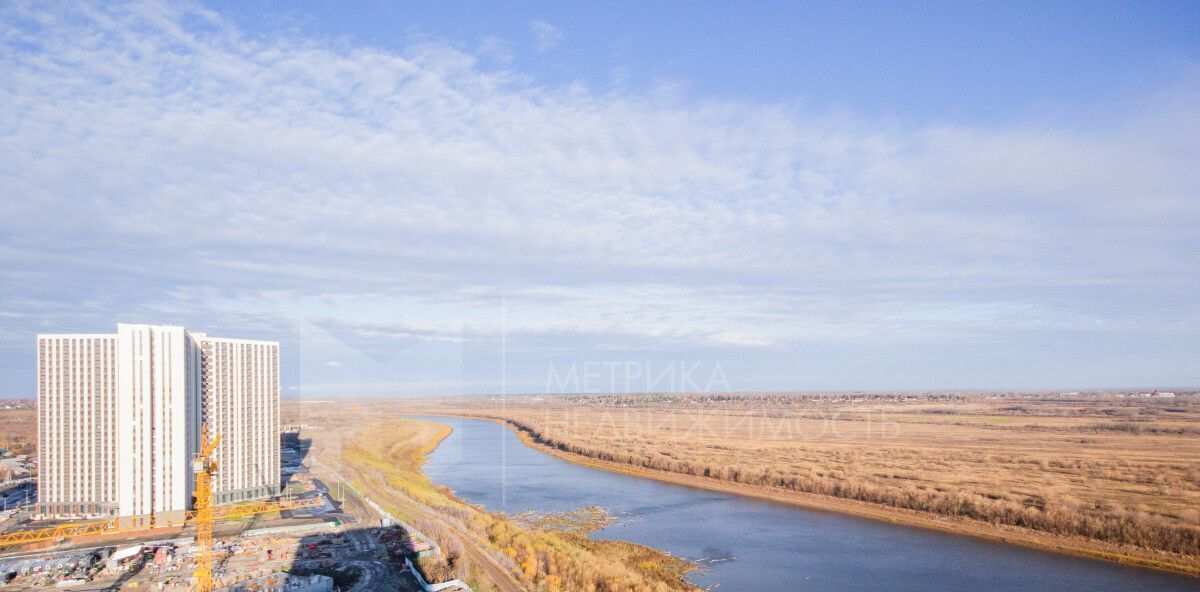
197, 335, 281, 505
36, 324, 280, 520
35, 333, 120, 517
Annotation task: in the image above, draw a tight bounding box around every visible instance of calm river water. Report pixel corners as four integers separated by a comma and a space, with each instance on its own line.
419, 416, 1196, 591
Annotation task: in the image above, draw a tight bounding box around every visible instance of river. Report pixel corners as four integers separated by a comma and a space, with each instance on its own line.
418, 416, 1196, 591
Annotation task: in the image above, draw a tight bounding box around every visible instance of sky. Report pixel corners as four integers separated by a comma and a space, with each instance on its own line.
1, 0, 1198, 396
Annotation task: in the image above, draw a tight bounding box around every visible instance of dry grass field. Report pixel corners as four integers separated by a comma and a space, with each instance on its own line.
388, 392, 1200, 573
0, 400, 36, 455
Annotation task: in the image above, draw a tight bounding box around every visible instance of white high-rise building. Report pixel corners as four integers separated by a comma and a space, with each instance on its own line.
36, 324, 280, 521
35, 333, 120, 517
114, 324, 201, 524
196, 335, 280, 505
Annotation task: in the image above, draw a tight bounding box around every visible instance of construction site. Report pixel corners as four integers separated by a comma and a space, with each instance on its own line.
0, 427, 443, 592
0, 326, 479, 592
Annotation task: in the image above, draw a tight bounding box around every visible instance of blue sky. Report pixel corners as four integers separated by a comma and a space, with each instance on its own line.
207, 0, 1200, 120
1, 0, 1198, 396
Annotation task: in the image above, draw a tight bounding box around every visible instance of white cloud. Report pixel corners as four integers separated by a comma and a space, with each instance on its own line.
530, 19, 562, 52
0, 1, 1197, 393
477, 36, 514, 63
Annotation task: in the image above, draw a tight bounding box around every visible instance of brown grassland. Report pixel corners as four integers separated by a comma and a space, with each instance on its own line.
0, 402, 35, 455
387, 392, 1200, 575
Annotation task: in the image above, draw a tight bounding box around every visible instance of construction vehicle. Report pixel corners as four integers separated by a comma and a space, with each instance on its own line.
0, 429, 324, 591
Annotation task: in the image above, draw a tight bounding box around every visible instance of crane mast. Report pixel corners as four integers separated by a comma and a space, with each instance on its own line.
191, 429, 221, 592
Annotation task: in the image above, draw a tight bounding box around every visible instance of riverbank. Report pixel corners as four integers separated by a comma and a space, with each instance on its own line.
487, 416, 1200, 577
417, 413, 1200, 591
295, 406, 702, 592
395, 404, 1200, 579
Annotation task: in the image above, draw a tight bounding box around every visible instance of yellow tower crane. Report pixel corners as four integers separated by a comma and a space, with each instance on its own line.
191, 428, 221, 592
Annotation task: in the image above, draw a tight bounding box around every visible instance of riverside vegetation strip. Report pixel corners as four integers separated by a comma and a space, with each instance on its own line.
386, 392, 1200, 576
291, 404, 700, 592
